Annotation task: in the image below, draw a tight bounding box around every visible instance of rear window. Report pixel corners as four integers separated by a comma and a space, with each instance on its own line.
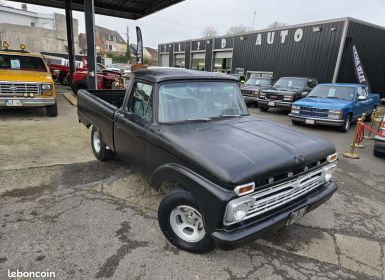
0, 54, 47, 72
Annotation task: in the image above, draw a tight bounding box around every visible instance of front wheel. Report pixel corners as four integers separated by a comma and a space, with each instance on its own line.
46, 103, 58, 117
91, 126, 113, 161
338, 116, 351, 132
259, 105, 269, 112
158, 190, 215, 254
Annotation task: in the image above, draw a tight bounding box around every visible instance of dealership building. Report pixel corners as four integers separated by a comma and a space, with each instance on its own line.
158, 18, 385, 97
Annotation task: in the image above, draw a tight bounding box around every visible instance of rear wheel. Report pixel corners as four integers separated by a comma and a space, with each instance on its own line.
46, 103, 58, 117
158, 190, 215, 254
91, 126, 113, 161
259, 105, 269, 112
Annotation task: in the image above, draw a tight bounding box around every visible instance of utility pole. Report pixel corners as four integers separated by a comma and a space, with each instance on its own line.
252, 10, 256, 30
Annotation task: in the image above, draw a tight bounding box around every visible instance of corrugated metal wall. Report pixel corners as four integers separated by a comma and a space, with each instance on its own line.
232, 20, 345, 82
205, 39, 213, 71
338, 20, 385, 97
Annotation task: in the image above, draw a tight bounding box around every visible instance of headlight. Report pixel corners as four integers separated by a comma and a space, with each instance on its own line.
291, 104, 300, 114
328, 109, 342, 120
224, 199, 251, 225
259, 92, 266, 98
41, 83, 52, 91
254, 90, 260, 96
284, 95, 294, 101
233, 204, 248, 222
301, 91, 309, 96
321, 163, 337, 182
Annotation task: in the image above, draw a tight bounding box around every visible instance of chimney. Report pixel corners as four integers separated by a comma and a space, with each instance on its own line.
21, 3, 27, 11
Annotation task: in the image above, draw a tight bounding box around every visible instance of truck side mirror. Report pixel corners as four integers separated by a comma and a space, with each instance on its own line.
358, 95, 367, 101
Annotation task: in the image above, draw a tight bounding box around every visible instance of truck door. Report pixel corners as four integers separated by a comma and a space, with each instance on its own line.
113, 81, 154, 173
354, 86, 370, 120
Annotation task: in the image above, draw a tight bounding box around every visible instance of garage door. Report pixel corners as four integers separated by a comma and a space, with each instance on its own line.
160, 54, 169, 67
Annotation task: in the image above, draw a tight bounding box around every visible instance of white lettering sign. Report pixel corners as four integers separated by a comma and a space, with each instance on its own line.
197, 41, 201, 50
221, 38, 227, 48
178, 44, 181, 51
267, 32, 275, 44
280, 30, 289, 43
294, 28, 304, 42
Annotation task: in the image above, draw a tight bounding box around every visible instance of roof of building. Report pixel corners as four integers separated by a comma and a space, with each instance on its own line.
7, 0, 184, 20
132, 68, 238, 83
96, 26, 125, 44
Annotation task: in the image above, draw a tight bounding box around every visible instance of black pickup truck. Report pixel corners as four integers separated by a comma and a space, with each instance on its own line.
77, 68, 337, 253
257, 77, 318, 111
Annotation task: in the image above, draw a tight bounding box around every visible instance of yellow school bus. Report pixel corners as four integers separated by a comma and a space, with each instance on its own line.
0, 42, 57, 116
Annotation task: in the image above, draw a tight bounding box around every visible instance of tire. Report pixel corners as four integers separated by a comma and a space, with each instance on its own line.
91, 126, 113, 161
46, 103, 58, 117
259, 105, 269, 112
373, 148, 385, 158
71, 81, 88, 96
338, 115, 351, 132
291, 120, 301, 126
158, 190, 215, 254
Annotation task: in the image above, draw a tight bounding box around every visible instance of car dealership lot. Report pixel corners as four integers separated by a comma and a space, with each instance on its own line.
0, 88, 384, 279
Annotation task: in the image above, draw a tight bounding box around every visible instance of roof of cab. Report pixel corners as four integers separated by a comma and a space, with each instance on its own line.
132, 68, 239, 83
0, 50, 44, 58
319, 83, 364, 88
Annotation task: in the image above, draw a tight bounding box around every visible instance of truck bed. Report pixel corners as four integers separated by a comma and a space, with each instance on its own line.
77, 89, 126, 151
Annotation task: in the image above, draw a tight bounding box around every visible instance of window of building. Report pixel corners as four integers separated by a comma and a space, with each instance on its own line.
174, 54, 185, 68
213, 51, 233, 73
191, 53, 205, 71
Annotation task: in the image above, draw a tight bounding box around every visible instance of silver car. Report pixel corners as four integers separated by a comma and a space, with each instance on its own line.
374, 115, 385, 157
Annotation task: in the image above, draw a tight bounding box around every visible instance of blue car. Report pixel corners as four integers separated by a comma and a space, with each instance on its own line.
289, 83, 380, 132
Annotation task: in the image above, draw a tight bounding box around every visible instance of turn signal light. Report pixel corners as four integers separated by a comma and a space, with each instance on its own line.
327, 153, 338, 163
234, 183, 255, 196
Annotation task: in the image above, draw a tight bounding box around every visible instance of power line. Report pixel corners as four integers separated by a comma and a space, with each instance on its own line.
151, 16, 205, 31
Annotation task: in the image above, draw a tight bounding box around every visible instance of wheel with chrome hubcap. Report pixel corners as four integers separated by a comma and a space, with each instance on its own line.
158, 190, 215, 253
91, 126, 113, 161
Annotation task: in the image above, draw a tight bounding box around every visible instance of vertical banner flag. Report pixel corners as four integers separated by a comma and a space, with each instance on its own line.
136, 26, 143, 64
352, 45, 369, 89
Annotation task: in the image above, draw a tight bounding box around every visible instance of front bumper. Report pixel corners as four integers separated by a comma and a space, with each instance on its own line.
243, 95, 259, 103
0, 96, 56, 107
289, 114, 345, 126
211, 181, 337, 249
374, 135, 385, 152
258, 99, 292, 109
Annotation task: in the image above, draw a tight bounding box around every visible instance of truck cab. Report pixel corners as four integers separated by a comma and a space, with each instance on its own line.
0, 42, 57, 117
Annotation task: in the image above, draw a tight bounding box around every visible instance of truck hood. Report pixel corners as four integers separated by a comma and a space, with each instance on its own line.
294, 97, 352, 109
241, 85, 271, 91
160, 116, 335, 188
262, 87, 301, 95
0, 70, 53, 83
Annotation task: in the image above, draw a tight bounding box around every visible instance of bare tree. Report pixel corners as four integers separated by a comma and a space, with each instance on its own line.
202, 26, 218, 39
226, 25, 251, 35
267, 22, 287, 29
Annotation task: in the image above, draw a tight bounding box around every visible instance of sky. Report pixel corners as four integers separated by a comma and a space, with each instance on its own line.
3, 0, 385, 48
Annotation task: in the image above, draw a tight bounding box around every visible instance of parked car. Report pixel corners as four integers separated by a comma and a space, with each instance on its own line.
77, 68, 338, 253
373, 115, 385, 157
241, 76, 274, 106
258, 77, 318, 111
227, 73, 245, 85
0, 43, 57, 117
289, 83, 380, 132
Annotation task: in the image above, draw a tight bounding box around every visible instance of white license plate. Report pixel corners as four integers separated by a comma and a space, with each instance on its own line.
268, 101, 275, 107
305, 119, 315, 125
287, 207, 307, 226
6, 99, 22, 106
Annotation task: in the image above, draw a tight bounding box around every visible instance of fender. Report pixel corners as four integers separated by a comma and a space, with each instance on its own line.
149, 163, 234, 232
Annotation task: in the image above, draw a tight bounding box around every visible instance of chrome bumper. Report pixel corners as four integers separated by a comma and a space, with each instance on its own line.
257, 99, 293, 108
289, 114, 345, 126
0, 97, 56, 107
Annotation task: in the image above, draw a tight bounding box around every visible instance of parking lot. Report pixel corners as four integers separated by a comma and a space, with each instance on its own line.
0, 87, 384, 280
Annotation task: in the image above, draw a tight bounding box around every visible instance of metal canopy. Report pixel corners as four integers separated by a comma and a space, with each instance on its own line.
8, 0, 184, 19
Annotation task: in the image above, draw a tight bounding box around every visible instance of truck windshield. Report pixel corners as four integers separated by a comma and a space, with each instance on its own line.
0, 54, 47, 72
274, 78, 307, 89
158, 81, 248, 123
308, 85, 355, 101
245, 78, 272, 86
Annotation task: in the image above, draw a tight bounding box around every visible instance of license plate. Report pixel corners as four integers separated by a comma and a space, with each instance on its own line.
287, 207, 307, 226
305, 119, 315, 125
268, 101, 275, 107
6, 99, 22, 106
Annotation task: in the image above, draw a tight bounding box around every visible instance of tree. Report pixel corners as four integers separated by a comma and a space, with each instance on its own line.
226, 25, 251, 35
202, 26, 218, 39
267, 22, 287, 29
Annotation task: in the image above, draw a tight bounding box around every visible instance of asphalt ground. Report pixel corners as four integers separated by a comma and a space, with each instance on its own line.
0, 86, 384, 280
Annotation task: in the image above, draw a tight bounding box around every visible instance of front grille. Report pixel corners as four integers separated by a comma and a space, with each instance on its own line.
244, 168, 324, 220
241, 89, 256, 96
299, 106, 329, 118
0, 82, 40, 97
266, 93, 283, 100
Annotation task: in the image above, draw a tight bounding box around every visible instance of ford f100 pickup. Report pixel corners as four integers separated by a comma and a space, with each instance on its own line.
289, 83, 380, 132
77, 68, 338, 253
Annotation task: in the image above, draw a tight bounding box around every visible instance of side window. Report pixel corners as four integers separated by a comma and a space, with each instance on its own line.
356, 87, 363, 97
362, 87, 368, 97
130, 82, 153, 121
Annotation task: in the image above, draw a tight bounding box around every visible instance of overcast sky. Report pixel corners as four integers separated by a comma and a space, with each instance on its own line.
3, 0, 385, 48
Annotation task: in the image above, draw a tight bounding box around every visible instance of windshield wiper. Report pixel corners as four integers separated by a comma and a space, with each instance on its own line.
185, 117, 212, 122
220, 114, 242, 118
